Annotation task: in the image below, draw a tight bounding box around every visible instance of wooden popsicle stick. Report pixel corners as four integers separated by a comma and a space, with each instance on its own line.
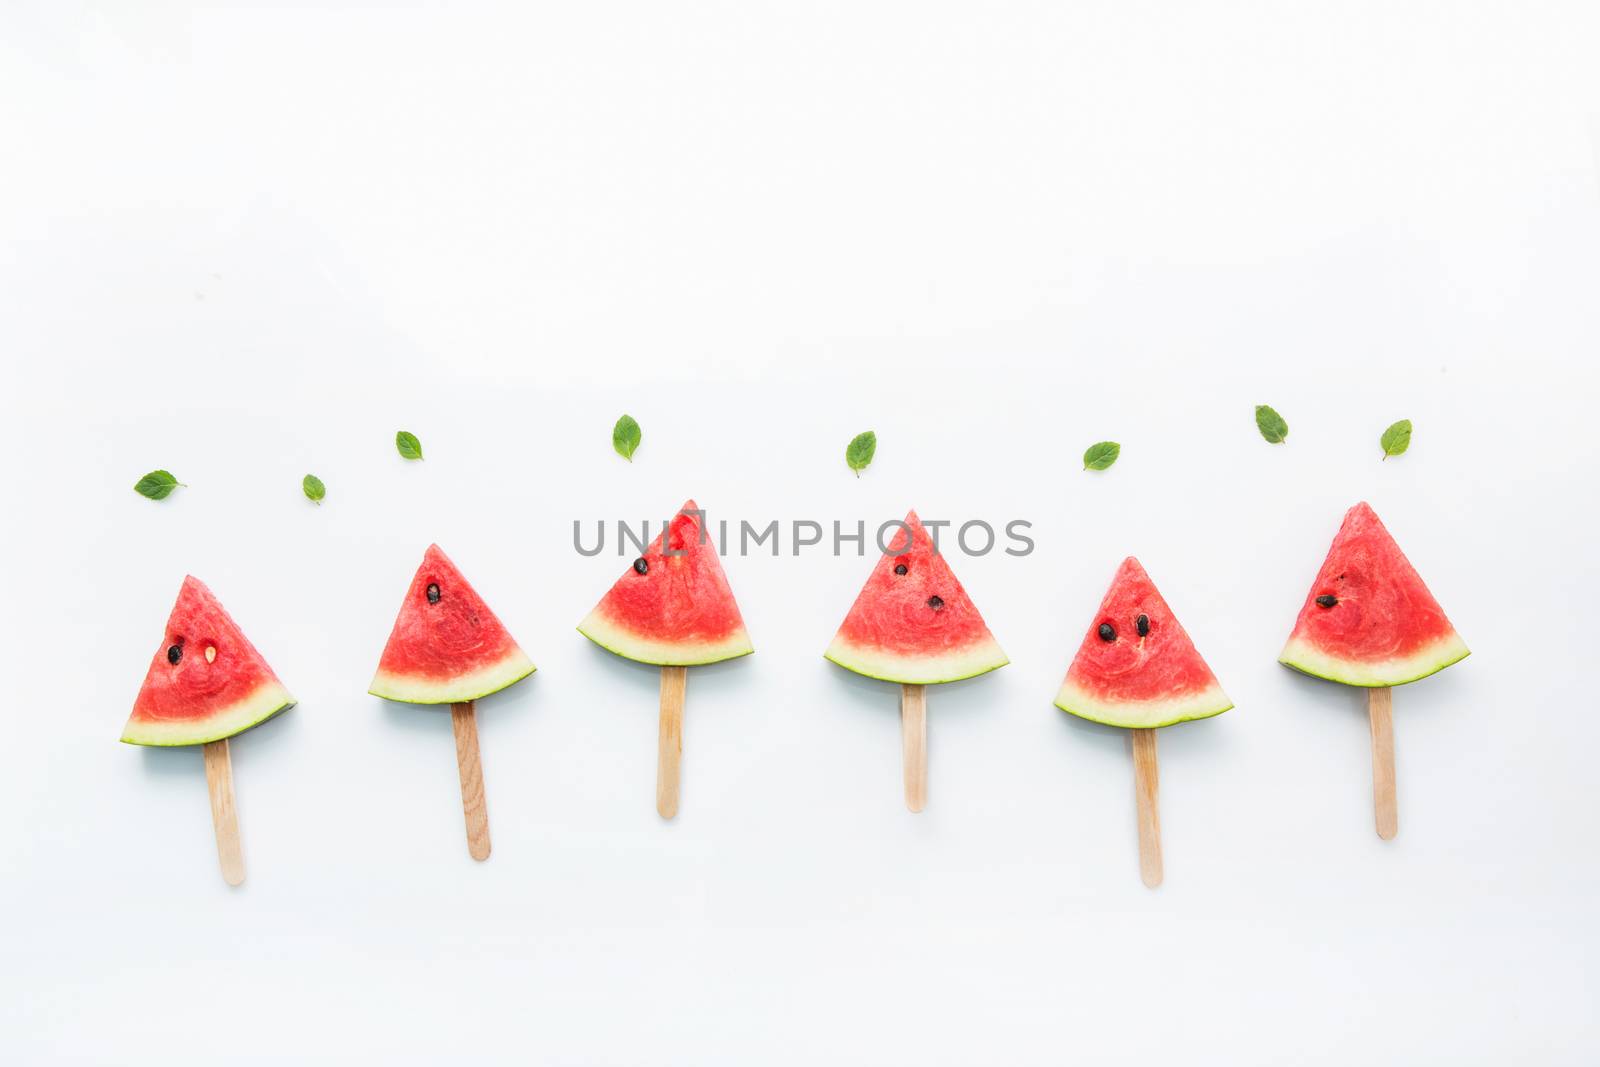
901, 683, 927, 813
450, 701, 491, 861
1131, 728, 1162, 888
657, 666, 687, 819
1368, 686, 1398, 841
202, 738, 245, 887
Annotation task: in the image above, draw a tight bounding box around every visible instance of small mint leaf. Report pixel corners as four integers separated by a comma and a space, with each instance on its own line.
302, 473, 326, 503
1083, 441, 1120, 471
1255, 404, 1288, 444
613, 415, 641, 461
134, 470, 183, 500
1380, 419, 1412, 459
396, 430, 423, 460
845, 430, 877, 476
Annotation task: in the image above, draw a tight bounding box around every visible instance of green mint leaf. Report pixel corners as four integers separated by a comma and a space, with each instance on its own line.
1255, 404, 1289, 444
133, 470, 183, 500
395, 430, 423, 460
302, 473, 326, 503
1082, 441, 1121, 471
1380, 419, 1412, 459
612, 414, 641, 461
845, 430, 877, 476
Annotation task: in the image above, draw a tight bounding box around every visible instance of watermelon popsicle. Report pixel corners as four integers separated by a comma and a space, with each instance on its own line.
825, 510, 1009, 811
121, 576, 297, 886
369, 544, 536, 860
1279, 502, 1469, 840
577, 500, 754, 819
1054, 557, 1233, 887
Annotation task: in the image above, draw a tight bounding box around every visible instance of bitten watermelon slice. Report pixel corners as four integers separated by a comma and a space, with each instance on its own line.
369, 544, 536, 704
1279, 502, 1469, 687
1055, 558, 1232, 728
577, 500, 753, 665
825, 510, 1008, 685
121, 577, 296, 746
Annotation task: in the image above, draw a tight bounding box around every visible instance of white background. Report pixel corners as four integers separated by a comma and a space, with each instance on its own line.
3, 3, 1598, 1064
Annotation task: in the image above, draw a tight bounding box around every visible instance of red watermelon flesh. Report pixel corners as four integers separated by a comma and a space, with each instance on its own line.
1055, 557, 1231, 729
369, 544, 536, 704
121, 576, 296, 746
825, 510, 1008, 685
577, 500, 753, 666
1280, 502, 1468, 687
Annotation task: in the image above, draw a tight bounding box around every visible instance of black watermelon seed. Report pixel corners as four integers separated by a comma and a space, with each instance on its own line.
426, 582, 441, 604
1136, 614, 1150, 637
1315, 594, 1338, 608
1098, 622, 1116, 642
894, 563, 908, 575
633, 557, 649, 575
926, 595, 944, 610
167, 643, 182, 665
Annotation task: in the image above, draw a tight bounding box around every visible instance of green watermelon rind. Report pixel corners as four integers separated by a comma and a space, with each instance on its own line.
1278, 632, 1470, 688
577, 610, 755, 667
823, 634, 1009, 686
369, 648, 537, 705
1053, 679, 1233, 730
120, 681, 297, 747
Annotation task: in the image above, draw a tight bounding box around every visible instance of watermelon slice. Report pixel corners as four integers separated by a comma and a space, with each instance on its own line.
1054, 557, 1232, 728
369, 544, 536, 704
121, 577, 296, 747
825, 510, 1008, 685
1279, 502, 1469, 687
577, 500, 753, 665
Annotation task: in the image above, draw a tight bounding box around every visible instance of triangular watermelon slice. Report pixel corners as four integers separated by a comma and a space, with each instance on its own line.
1280, 502, 1469, 687
122, 577, 296, 746
369, 544, 536, 704
825, 510, 1008, 685
578, 500, 754, 665
1055, 557, 1232, 728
